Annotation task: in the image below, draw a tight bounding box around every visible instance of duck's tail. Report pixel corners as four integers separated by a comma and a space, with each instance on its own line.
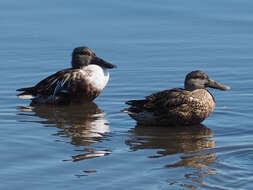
124, 99, 148, 113
124, 99, 155, 125
16, 87, 35, 99
126, 99, 147, 106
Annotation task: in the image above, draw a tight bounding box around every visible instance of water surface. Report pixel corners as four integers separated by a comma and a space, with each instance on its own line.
1, 0, 253, 189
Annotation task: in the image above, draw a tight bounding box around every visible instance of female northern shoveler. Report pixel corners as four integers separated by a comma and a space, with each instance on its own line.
17, 46, 116, 104
124, 70, 230, 126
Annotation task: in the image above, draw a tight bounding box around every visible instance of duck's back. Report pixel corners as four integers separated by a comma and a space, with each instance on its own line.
126, 88, 216, 126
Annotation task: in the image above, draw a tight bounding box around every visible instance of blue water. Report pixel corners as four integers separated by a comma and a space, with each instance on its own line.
1, 0, 253, 189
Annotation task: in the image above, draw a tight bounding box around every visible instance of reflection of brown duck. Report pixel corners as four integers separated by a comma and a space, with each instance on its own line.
166, 153, 217, 170
124, 70, 230, 126
126, 124, 217, 188
166, 152, 217, 188
18, 102, 110, 161
126, 124, 215, 157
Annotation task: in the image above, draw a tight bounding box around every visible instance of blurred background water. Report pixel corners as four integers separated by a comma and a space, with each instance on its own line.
1, 0, 253, 189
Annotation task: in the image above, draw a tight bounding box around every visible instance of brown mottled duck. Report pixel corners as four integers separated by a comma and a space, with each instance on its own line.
124, 70, 230, 126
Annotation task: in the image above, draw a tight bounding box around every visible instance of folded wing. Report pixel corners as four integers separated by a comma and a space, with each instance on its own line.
17, 69, 93, 102
126, 88, 191, 114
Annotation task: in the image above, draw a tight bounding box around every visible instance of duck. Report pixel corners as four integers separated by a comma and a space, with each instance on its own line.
17, 46, 117, 104
124, 70, 230, 126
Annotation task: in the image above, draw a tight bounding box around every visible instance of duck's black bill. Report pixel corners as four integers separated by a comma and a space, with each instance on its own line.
93, 57, 117, 69
207, 79, 231, 90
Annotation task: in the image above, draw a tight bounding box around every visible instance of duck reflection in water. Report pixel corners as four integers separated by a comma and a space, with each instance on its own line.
18, 102, 111, 161
126, 124, 217, 188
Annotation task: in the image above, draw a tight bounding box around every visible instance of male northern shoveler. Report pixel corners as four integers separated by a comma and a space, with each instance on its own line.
124, 70, 230, 126
17, 46, 116, 104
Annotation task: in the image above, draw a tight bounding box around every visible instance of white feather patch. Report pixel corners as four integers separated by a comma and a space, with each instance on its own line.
81, 65, 110, 90
17, 94, 35, 99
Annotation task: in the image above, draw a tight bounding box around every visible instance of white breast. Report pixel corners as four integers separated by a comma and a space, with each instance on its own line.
81, 64, 110, 90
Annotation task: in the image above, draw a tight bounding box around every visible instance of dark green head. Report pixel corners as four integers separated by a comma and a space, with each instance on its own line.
71, 46, 117, 69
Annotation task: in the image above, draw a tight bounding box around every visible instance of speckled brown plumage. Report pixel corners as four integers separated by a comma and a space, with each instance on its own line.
125, 70, 230, 126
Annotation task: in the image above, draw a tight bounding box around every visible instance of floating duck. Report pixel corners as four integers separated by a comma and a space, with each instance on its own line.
17, 47, 116, 104
124, 70, 230, 126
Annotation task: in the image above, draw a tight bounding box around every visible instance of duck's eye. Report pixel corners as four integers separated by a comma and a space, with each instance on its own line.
80, 51, 96, 57
199, 76, 207, 80
192, 74, 208, 80
79, 51, 90, 56
191, 76, 204, 80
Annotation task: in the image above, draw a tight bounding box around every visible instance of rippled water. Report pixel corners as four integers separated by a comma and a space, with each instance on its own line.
1, 0, 253, 189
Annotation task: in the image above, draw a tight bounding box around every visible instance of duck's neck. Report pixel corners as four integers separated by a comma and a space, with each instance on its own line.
185, 82, 204, 91
72, 56, 89, 69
